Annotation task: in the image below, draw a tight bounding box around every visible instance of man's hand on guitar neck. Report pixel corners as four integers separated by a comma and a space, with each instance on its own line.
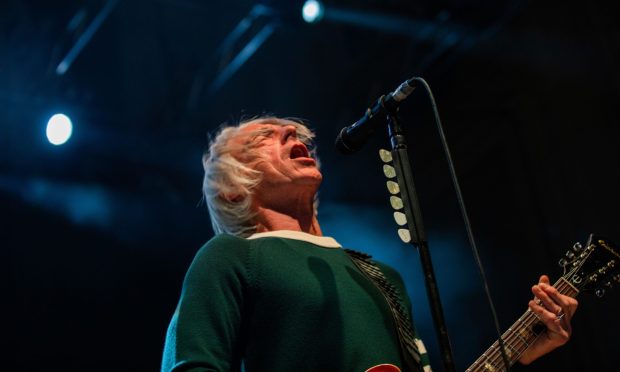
518, 275, 579, 365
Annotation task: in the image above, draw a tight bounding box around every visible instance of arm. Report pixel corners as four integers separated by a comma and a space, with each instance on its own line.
517, 275, 579, 365
162, 235, 251, 372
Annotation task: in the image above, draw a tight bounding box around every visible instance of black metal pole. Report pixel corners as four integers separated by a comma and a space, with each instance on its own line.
386, 110, 456, 372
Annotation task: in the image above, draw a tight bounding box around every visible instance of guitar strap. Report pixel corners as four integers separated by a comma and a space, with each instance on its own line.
344, 249, 423, 372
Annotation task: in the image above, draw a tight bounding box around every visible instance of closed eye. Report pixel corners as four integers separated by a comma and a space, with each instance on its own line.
284, 131, 295, 143
248, 128, 275, 145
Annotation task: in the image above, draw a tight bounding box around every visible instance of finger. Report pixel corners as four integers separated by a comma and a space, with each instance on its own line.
568, 297, 578, 317
555, 310, 572, 336
529, 299, 572, 342
539, 275, 550, 285
532, 283, 562, 316
542, 286, 579, 318
529, 300, 564, 333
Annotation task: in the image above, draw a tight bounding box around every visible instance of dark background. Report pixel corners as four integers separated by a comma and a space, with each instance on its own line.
3, 0, 619, 370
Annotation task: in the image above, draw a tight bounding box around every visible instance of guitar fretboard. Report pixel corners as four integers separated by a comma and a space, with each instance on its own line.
466, 277, 579, 372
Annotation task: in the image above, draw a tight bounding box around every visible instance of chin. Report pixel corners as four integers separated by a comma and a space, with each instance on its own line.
300, 172, 322, 189
308, 170, 323, 183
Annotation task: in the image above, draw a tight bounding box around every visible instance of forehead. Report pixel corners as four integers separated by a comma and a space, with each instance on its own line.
237, 123, 275, 135
226, 121, 285, 148
231, 120, 301, 146
238, 118, 298, 134
232, 124, 276, 146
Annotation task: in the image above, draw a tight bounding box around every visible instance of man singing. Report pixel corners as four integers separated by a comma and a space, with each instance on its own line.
162, 116, 578, 371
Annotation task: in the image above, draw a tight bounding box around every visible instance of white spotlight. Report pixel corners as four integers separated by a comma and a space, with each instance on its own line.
302, 0, 324, 23
46, 113, 73, 145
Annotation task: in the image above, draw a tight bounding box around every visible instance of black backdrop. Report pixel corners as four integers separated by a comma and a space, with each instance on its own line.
3, 0, 619, 370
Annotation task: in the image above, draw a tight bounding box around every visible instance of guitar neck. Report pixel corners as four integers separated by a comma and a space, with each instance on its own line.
466, 277, 579, 372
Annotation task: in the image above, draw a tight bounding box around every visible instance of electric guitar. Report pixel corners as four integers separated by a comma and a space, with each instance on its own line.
366, 234, 620, 372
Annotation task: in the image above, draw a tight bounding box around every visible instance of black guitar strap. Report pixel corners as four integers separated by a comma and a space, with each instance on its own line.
344, 249, 423, 372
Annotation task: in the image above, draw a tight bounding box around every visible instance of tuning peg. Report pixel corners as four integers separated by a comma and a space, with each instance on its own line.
595, 288, 605, 298
379, 149, 392, 163
604, 280, 613, 288
565, 251, 575, 259
558, 258, 568, 268
608, 260, 616, 268
572, 242, 583, 252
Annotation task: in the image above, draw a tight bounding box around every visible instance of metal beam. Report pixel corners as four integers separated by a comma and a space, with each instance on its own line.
56, 0, 120, 75
207, 23, 276, 95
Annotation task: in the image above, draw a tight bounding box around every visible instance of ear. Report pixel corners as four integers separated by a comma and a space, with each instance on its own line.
220, 193, 243, 203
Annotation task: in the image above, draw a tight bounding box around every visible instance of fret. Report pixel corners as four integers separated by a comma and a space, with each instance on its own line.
482, 354, 499, 372
511, 324, 529, 345
466, 311, 542, 371
503, 326, 528, 352
469, 352, 490, 372
556, 277, 579, 298
482, 361, 498, 372
504, 341, 519, 359
466, 236, 617, 372
487, 341, 513, 368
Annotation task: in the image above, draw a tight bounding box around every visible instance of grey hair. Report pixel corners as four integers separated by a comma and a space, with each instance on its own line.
202, 116, 320, 237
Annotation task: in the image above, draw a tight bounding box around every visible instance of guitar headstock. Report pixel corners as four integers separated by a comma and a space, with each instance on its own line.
560, 234, 620, 297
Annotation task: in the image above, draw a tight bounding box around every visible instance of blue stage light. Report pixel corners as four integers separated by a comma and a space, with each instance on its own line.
302, 0, 324, 23
46, 113, 73, 145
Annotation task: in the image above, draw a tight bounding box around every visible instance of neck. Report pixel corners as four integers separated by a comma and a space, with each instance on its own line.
254, 206, 322, 235
253, 189, 322, 235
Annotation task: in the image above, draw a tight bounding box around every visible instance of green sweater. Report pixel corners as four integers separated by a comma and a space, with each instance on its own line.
162, 231, 431, 371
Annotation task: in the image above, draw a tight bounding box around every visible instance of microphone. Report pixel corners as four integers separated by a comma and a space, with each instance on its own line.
335, 78, 416, 154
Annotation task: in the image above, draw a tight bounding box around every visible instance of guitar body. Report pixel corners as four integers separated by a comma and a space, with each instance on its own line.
366, 364, 401, 372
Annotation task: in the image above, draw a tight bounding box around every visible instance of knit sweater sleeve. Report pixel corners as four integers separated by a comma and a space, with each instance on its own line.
161, 234, 251, 372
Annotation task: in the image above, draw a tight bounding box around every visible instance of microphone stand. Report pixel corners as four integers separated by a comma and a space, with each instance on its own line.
385, 106, 456, 372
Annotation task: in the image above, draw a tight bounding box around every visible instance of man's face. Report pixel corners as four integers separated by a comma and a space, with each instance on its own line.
233, 120, 323, 199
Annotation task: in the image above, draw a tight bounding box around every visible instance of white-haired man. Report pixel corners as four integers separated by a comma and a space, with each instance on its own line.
162, 117, 578, 371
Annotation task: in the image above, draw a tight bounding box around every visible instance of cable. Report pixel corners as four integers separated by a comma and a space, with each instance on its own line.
411, 77, 512, 371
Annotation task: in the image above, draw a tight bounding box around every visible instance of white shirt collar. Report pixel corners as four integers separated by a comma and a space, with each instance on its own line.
247, 230, 341, 249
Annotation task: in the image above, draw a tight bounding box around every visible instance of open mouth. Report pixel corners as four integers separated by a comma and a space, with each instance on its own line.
290, 144, 310, 159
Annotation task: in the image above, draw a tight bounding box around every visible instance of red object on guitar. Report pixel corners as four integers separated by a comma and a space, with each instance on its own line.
365, 363, 401, 372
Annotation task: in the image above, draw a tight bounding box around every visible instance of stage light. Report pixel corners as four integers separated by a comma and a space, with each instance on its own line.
302, 0, 324, 23
46, 113, 73, 145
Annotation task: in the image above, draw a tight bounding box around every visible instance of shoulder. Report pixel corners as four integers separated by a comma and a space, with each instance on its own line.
375, 260, 405, 284
196, 233, 250, 257
187, 234, 252, 276
204, 233, 250, 248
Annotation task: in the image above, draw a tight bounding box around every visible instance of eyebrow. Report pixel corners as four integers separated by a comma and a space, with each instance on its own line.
245, 127, 276, 144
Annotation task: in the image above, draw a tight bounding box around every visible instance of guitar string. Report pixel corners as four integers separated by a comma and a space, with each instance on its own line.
470, 242, 602, 371
468, 280, 575, 371
472, 309, 544, 371
468, 307, 542, 371
478, 280, 576, 371
470, 311, 546, 371
472, 280, 572, 371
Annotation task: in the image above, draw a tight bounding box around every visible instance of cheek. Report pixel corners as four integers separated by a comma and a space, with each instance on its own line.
254, 158, 288, 180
